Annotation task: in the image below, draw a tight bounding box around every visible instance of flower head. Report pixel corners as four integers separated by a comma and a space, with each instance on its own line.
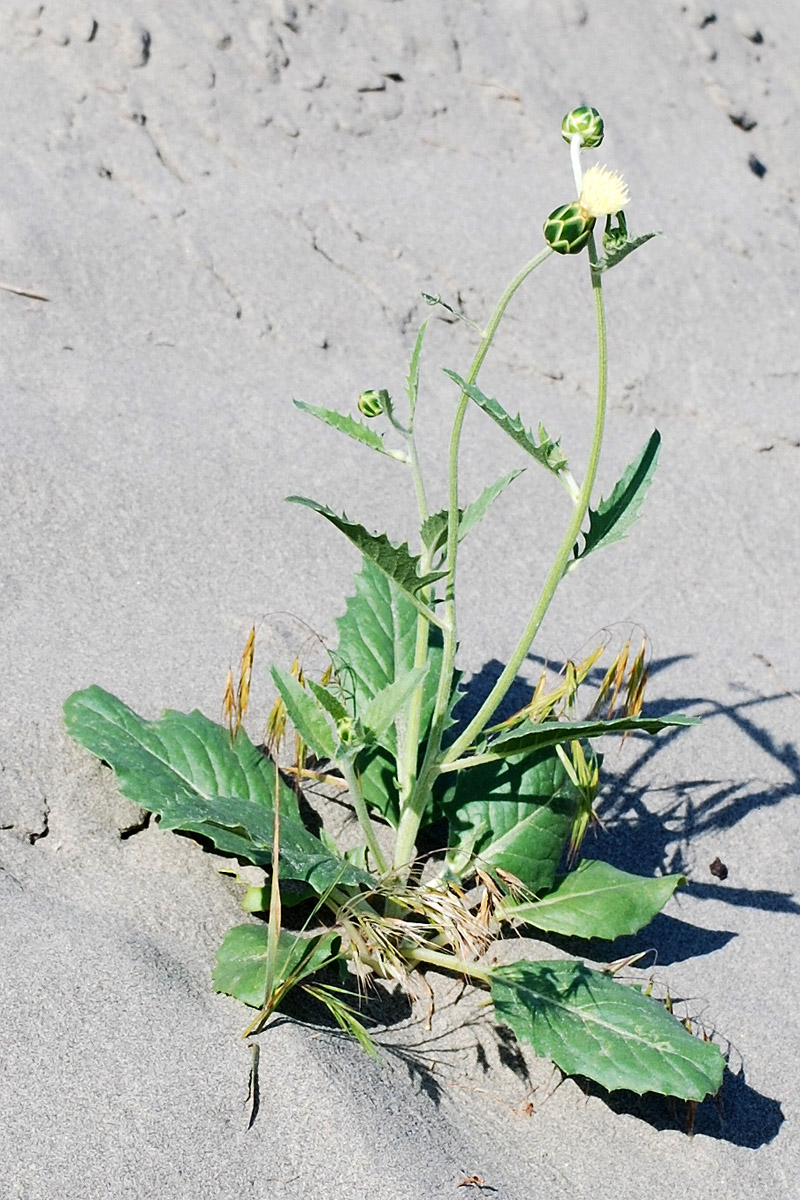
578, 165, 630, 220
561, 106, 604, 149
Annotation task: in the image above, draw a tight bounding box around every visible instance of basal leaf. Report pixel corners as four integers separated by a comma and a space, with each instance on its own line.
286, 496, 445, 627
443, 748, 579, 890
213, 925, 340, 1008
491, 959, 725, 1100
503, 860, 686, 939
443, 370, 568, 477
293, 401, 407, 462
63, 686, 372, 893
479, 712, 696, 761
334, 557, 443, 744
271, 665, 336, 761
574, 430, 661, 562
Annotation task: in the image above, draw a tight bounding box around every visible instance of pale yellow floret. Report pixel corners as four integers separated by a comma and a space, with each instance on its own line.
578, 164, 630, 219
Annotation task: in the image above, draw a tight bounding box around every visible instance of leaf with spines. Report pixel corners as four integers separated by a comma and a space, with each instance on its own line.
593, 231, 662, 274
421, 469, 525, 557
213, 925, 340, 1008
270, 665, 336, 761
573, 430, 661, 561
286, 496, 446, 627
63, 686, 373, 893
501, 860, 686, 939
491, 959, 725, 1100
444, 370, 568, 476
293, 401, 408, 462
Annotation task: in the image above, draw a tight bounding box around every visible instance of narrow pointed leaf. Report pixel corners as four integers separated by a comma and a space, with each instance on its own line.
594, 231, 662, 273
492, 959, 725, 1100
444, 370, 568, 476
363, 663, 430, 744
63, 686, 372, 893
286, 496, 445, 626
476, 712, 696, 762
405, 321, 428, 420
293, 401, 407, 462
503, 860, 687, 939
443, 748, 579, 890
422, 469, 525, 556
213, 925, 340, 1008
271, 665, 335, 761
574, 430, 661, 561
306, 679, 349, 724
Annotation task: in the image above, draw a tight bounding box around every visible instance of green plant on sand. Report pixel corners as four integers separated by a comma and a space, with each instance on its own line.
65, 107, 726, 1106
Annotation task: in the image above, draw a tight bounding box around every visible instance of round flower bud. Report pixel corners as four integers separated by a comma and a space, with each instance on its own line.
543, 202, 595, 255
336, 715, 356, 744
561, 106, 604, 148
357, 388, 389, 418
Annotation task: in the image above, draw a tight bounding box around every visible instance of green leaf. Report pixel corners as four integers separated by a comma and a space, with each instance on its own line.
491, 959, 725, 1100
270, 665, 336, 761
405, 321, 428, 420
63, 686, 372, 893
594, 231, 662, 274
421, 469, 525, 557
355, 743, 401, 827
362, 664, 430, 746
574, 431, 661, 562
305, 679, 349, 724
293, 401, 407, 462
443, 749, 579, 890
476, 711, 696, 762
444, 370, 568, 476
286, 496, 446, 627
503, 860, 686, 939
213, 925, 340, 1008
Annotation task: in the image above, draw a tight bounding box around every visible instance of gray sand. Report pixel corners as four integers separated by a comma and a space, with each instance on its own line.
1, 2, 798, 1196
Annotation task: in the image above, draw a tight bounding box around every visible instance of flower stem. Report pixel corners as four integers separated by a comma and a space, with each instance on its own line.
392, 247, 553, 873
440, 232, 608, 766
339, 757, 389, 875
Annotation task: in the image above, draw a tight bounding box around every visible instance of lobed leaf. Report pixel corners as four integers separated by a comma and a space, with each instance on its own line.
573, 430, 661, 562
444, 370, 568, 476
293, 401, 407, 462
63, 686, 372, 893
594, 231, 662, 273
491, 959, 725, 1100
502, 860, 686, 939
286, 496, 445, 626
213, 925, 340, 1008
421, 469, 525, 557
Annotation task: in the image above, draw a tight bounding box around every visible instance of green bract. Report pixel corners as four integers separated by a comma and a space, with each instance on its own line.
561, 105, 605, 148
64, 107, 726, 1114
543, 202, 595, 255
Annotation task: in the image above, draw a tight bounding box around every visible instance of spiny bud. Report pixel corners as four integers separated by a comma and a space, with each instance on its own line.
543, 202, 595, 255
357, 388, 389, 418
561, 106, 604, 148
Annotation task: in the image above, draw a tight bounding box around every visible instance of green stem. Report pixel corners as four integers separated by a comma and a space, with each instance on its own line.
392, 247, 553, 872
340, 757, 389, 875
400, 942, 492, 986
440, 233, 607, 765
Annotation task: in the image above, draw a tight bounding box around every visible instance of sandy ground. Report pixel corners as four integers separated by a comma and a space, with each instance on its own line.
1, 2, 799, 1196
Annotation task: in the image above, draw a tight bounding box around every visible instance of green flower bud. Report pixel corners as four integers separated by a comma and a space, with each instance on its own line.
336, 715, 356, 744
357, 388, 389, 418
543, 202, 595, 255
603, 211, 628, 253
561, 106, 604, 148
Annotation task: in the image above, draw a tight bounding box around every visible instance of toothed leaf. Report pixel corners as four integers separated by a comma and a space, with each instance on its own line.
594, 231, 662, 273
444, 370, 568, 476
483, 711, 695, 759
293, 401, 407, 462
491, 959, 725, 1100
574, 431, 661, 561
422, 469, 525, 556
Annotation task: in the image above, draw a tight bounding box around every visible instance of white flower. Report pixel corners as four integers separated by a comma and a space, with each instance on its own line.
578, 165, 630, 219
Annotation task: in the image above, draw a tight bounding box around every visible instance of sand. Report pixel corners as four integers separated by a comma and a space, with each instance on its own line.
1, 2, 798, 1196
